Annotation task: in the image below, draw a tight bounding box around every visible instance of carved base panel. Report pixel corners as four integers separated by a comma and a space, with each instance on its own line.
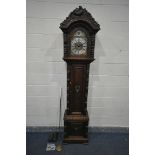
63, 136, 88, 144
63, 110, 89, 144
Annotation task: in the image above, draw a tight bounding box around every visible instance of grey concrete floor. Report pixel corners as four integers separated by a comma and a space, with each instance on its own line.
26, 132, 129, 155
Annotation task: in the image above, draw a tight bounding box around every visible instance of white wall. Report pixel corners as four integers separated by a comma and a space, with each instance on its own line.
26, 0, 129, 127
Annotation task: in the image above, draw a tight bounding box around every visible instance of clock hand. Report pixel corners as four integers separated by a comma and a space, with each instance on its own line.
75, 38, 78, 43
72, 47, 75, 51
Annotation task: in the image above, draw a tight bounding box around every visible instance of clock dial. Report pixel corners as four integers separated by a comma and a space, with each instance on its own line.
71, 30, 87, 55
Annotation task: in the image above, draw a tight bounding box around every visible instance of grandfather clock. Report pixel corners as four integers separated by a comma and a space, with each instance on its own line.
60, 6, 100, 143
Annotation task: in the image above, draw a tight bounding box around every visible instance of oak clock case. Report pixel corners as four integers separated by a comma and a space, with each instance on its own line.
60, 6, 100, 143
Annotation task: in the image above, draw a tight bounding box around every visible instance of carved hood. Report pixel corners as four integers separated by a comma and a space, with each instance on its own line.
60, 6, 100, 33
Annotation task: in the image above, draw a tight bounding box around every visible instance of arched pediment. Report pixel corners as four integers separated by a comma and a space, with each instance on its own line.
60, 6, 100, 33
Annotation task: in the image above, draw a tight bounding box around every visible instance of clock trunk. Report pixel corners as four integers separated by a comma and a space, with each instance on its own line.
67, 64, 89, 114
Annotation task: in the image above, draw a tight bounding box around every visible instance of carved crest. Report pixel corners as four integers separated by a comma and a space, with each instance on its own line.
60, 6, 100, 33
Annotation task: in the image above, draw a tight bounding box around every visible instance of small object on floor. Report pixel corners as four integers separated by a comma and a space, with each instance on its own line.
46, 143, 56, 151
55, 143, 62, 152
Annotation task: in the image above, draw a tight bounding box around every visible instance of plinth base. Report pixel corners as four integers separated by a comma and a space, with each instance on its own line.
63, 110, 89, 144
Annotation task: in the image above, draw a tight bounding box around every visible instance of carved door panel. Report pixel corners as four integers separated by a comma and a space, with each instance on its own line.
64, 122, 88, 137
70, 64, 86, 114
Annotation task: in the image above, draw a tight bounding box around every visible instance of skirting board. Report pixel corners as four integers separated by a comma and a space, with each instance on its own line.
26, 126, 129, 133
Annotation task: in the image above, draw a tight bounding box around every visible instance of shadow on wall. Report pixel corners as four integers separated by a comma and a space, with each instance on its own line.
42, 33, 66, 124
45, 33, 63, 62
89, 34, 106, 78
88, 35, 106, 113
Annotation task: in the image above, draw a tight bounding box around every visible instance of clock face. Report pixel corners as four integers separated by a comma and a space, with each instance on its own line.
71, 30, 87, 55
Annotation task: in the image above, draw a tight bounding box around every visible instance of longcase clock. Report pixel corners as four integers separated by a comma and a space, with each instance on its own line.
60, 6, 100, 143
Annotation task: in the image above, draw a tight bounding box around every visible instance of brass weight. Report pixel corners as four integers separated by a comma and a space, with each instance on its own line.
55, 144, 62, 152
